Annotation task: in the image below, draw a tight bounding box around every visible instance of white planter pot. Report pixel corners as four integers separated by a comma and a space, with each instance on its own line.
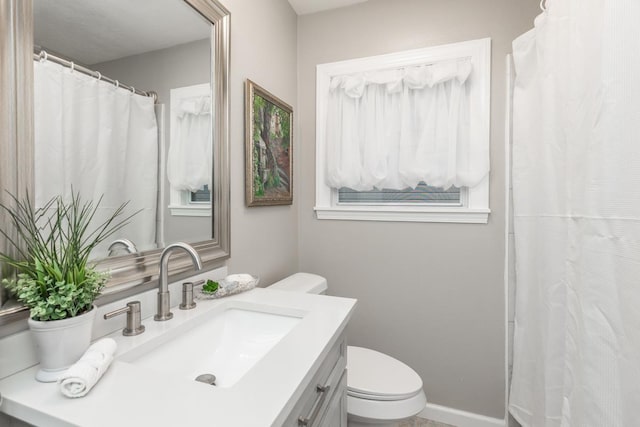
28, 305, 97, 382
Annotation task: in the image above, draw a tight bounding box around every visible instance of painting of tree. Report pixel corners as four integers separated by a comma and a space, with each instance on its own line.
245, 80, 293, 206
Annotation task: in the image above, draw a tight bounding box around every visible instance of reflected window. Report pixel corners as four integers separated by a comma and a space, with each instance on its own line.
168, 83, 212, 217
190, 185, 212, 203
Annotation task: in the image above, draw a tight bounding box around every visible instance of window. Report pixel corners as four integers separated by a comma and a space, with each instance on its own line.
338, 183, 461, 205
168, 184, 211, 217
190, 185, 212, 203
315, 38, 491, 223
167, 83, 212, 217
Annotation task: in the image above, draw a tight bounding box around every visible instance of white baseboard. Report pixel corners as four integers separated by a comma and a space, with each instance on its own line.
419, 403, 506, 427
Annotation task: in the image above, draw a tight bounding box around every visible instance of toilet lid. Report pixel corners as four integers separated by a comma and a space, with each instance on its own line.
347, 346, 423, 401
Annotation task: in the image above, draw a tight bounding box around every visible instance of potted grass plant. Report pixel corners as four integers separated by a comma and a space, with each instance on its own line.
0, 191, 136, 382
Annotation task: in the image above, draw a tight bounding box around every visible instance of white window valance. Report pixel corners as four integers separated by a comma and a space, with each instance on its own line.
325, 58, 489, 191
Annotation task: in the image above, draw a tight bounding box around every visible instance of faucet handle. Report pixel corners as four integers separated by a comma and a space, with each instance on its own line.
104, 301, 145, 336
179, 282, 197, 310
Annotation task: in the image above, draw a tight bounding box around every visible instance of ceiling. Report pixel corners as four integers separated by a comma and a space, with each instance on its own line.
34, 0, 210, 65
33, 0, 369, 65
287, 0, 369, 15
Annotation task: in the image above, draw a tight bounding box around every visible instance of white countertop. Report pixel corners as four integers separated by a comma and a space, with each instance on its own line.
0, 287, 356, 427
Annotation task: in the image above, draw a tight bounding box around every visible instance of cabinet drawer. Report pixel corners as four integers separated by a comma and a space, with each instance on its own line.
318, 371, 347, 427
283, 332, 346, 427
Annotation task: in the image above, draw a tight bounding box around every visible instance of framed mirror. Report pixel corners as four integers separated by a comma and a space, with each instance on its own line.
0, 0, 230, 332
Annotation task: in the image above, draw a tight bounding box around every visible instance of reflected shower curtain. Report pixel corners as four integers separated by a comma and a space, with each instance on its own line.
34, 59, 159, 256
510, 1, 640, 426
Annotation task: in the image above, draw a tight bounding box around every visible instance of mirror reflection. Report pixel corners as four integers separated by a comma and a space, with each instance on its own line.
33, 0, 213, 260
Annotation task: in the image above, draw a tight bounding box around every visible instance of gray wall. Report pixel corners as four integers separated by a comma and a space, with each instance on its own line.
223, 0, 299, 283
297, 0, 539, 418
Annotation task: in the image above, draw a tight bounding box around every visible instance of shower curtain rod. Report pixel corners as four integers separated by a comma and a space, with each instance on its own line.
33, 49, 158, 103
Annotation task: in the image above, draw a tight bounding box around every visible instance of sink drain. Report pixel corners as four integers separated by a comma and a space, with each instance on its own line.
195, 373, 217, 386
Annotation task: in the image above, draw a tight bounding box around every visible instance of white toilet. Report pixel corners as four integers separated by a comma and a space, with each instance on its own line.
269, 273, 427, 426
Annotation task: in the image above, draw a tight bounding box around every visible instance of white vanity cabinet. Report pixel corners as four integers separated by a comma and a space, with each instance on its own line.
0, 289, 357, 427
284, 332, 347, 427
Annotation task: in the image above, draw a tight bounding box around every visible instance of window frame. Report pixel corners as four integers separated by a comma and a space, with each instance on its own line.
314, 38, 491, 224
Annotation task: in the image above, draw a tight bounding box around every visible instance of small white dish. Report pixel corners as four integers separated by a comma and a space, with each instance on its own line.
196, 275, 260, 300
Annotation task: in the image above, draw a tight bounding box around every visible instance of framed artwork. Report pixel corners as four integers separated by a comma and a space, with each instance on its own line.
245, 79, 293, 206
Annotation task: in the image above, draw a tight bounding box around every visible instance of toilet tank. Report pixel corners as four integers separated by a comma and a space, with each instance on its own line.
268, 273, 327, 295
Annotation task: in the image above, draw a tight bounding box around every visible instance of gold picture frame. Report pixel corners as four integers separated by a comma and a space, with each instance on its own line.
245, 79, 293, 206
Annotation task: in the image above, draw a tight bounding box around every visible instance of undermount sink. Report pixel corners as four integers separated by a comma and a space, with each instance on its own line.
120, 305, 303, 387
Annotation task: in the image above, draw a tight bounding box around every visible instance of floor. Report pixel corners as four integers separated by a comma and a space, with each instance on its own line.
399, 417, 456, 427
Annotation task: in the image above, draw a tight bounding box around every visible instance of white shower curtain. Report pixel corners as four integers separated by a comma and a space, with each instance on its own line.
34, 59, 159, 257
510, 1, 640, 426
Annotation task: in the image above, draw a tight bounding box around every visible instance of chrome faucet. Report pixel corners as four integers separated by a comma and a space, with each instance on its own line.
154, 242, 203, 321
108, 238, 138, 256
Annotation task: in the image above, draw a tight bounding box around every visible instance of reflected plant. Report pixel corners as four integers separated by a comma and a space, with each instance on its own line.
0, 191, 138, 321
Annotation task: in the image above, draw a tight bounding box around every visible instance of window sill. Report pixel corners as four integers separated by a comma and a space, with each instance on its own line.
168, 205, 211, 217
314, 206, 490, 224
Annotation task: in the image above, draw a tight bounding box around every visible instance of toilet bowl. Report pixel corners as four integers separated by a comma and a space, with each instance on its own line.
268, 273, 427, 426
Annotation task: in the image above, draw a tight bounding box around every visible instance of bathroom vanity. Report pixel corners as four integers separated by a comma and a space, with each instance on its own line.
0, 286, 356, 426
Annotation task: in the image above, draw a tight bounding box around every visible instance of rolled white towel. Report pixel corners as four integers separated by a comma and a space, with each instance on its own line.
225, 273, 255, 285
58, 338, 117, 398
